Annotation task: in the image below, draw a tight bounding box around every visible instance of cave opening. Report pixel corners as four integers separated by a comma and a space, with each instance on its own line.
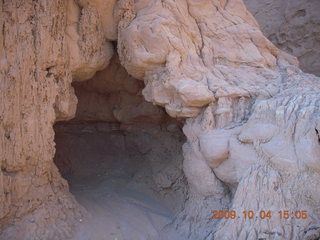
53, 55, 187, 239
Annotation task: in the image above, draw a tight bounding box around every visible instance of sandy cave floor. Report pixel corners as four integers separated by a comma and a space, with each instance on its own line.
70, 176, 173, 240
54, 122, 186, 240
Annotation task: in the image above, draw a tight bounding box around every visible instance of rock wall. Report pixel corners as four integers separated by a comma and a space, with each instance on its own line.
1, 0, 320, 239
54, 54, 187, 215
0, 0, 114, 239
244, 0, 320, 76
52, 52, 189, 239
116, 0, 320, 239
72, 54, 165, 125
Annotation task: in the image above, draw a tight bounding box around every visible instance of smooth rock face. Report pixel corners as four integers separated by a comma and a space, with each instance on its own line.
244, 0, 320, 76
1, 0, 320, 240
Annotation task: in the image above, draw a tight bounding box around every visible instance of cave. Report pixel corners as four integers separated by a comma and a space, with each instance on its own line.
2, 0, 320, 239
53, 55, 187, 239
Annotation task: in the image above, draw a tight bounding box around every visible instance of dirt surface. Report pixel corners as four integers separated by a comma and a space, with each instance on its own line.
70, 176, 173, 240
54, 122, 186, 240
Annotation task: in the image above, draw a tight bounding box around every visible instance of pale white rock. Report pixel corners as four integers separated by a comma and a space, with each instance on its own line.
117, 0, 280, 118
116, 0, 320, 239
176, 79, 215, 107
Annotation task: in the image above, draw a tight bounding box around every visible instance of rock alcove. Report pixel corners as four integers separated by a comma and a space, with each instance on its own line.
53, 55, 188, 239
1, 0, 320, 239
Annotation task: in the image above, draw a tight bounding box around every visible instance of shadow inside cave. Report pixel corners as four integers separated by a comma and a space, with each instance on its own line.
53, 56, 187, 240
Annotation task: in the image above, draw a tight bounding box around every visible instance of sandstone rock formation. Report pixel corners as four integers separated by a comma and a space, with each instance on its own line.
55, 53, 187, 239
116, 0, 320, 239
55, 53, 187, 212
244, 0, 320, 76
1, 0, 319, 239
0, 0, 114, 239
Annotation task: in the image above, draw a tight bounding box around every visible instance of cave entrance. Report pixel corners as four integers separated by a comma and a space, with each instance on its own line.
53, 55, 186, 239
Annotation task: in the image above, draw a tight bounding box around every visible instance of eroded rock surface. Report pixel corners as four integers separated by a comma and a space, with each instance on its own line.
0, 0, 114, 239
116, 0, 320, 239
1, 0, 320, 239
244, 0, 320, 76
53, 53, 188, 239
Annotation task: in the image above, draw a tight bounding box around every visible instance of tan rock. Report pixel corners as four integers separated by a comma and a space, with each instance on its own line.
244, 0, 320, 76
1, 0, 320, 239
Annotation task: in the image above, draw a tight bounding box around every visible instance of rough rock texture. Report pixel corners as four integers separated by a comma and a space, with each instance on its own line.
54, 121, 187, 240
244, 0, 320, 76
117, 0, 280, 118
116, 0, 320, 239
53, 53, 188, 239
73, 54, 166, 125
55, 54, 187, 214
0, 0, 113, 239
1, 0, 320, 239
